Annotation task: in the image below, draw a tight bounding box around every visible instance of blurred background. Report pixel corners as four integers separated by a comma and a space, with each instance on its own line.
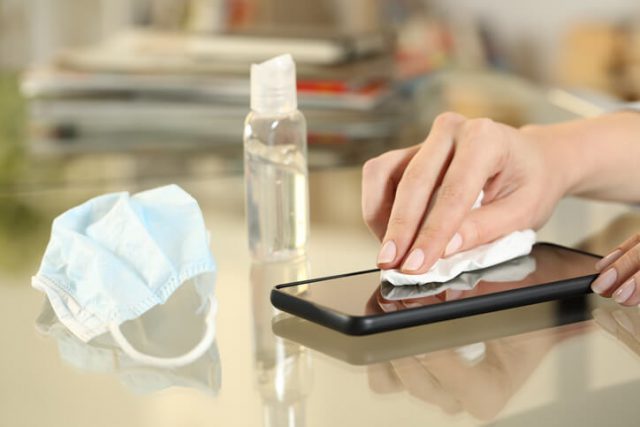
5, 4, 640, 425
2, 0, 640, 188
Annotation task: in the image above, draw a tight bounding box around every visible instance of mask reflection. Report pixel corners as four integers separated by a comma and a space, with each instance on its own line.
35, 275, 221, 396
251, 259, 312, 427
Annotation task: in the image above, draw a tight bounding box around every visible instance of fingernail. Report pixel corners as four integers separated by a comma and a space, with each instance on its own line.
444, 233, 463, 257
613, 278, 636, 304
595, 249, 623, 271
402, 248, 424, 272
377, 240, 397, 264
591, 268, 618, 294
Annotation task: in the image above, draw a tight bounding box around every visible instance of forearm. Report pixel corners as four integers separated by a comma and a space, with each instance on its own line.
525, 111, 640, 203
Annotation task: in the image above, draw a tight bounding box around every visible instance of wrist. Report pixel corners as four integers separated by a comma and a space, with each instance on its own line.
522, 111, 640, 201
519, 123, 584, 199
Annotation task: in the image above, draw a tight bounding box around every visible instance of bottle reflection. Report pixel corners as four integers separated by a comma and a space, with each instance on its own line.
250, 258, 312, 427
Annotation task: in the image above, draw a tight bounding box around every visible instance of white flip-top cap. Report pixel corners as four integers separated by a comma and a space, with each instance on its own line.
251, 54, 297, 114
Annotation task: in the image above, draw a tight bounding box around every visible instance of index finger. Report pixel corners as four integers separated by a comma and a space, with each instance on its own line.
361, 146, 420, 240
377, 112, 465, 269
400, 119, 507, 273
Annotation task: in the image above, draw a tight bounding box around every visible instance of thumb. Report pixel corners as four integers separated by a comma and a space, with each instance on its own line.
445, 195, 530, 256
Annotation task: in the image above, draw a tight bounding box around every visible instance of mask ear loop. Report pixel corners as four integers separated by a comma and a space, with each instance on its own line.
108, 296, 217, 368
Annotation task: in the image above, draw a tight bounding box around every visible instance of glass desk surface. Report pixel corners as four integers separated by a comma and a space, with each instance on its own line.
1, 168, 640, 427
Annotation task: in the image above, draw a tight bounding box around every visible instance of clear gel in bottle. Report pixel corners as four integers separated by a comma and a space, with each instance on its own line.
244, 54, 309, 261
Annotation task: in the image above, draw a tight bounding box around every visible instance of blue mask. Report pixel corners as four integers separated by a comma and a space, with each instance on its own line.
32, 184, 217, 367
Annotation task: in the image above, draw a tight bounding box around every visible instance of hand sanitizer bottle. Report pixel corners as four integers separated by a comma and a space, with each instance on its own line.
244, 54, 309, 261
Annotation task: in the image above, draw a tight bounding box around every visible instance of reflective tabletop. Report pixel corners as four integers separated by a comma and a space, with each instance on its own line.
1, 72, 640, 426
2, 169, 640, 427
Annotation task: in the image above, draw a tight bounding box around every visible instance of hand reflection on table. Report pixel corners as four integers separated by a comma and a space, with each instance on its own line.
367, 246, 596, 420
593, 306, 640, 356
35, 277, 221, 396
250, 258, 313, 427
367, 320, 590, 420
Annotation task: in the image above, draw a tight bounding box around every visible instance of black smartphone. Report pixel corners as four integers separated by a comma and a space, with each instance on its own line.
270, 243, 601, 335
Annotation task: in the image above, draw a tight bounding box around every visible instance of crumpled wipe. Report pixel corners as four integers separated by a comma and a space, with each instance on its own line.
381, 229, 536, 286
380, 255, 536, 300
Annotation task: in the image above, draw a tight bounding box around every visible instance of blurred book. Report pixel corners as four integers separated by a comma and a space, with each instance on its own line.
21, 25, 425, 156
22, 64, 393, 111
51, 28, 393, 71
23, 27, 397, 109
26, 97, 408, 152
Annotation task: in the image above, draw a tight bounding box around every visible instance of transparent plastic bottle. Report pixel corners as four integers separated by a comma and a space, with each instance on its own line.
244, 54, 309, 261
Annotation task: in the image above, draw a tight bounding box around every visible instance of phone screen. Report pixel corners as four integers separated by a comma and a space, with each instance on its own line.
276, 244, 598, 317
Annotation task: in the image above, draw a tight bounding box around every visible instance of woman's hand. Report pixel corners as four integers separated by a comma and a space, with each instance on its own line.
591, 235, 640, 305
361, 112, 569, 274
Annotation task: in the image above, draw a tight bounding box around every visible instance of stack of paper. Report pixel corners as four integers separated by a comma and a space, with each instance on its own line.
22, 28, 406, 154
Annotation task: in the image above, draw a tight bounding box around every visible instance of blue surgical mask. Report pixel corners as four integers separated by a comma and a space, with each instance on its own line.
32, 184, 217, 367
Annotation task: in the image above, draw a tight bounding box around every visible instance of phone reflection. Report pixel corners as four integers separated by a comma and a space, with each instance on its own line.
367, 305, 593, 421
364, 251, 599, 420
35, 278, 221, 396
251, 258, 313, 427
274, 288, 595, 421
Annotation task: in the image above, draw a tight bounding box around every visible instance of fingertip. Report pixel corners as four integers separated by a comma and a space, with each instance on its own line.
398, 246, 443, 274
377, 240, 397, 265
595, 249, 623, 272
400, 248, 425, 273
592, 267, 618, 295
613, 278, 637, 305
444, 233, 463, 257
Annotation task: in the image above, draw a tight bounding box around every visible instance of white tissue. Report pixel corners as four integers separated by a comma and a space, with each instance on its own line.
381, 190, 536, 286
380, 255, 536, 300
382, 229, 536, 286
381, 229, 536, 286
